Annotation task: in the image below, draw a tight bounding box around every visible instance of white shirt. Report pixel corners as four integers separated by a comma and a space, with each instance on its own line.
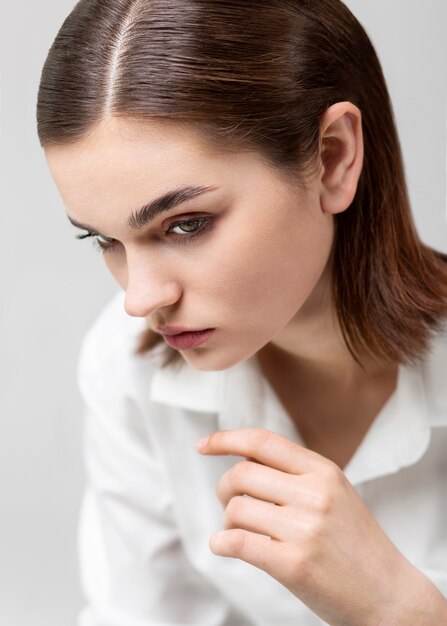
77, 289, 447, 626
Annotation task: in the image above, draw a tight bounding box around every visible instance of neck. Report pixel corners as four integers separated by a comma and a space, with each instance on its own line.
256, 259, 390, 391
255, 261, 399, 464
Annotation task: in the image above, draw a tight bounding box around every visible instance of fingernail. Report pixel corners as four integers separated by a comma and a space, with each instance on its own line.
196, 436, 209, 451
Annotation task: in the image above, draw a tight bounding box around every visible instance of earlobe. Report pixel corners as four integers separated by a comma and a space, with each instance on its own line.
319, 102, 364, 216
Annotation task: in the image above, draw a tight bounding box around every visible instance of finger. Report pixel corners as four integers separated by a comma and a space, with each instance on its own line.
222, 493, 286, 541
217, 460, 299, 508
209, 527, 293, 584
197, 427, 331, 474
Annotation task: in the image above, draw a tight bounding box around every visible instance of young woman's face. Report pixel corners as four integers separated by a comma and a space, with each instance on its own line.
45, 117, 335, 371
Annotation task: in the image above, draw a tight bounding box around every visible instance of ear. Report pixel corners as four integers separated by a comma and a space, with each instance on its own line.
318, 102, 364, 215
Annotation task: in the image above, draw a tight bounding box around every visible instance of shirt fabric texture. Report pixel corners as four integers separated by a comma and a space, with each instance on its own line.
77, 289, 447, 626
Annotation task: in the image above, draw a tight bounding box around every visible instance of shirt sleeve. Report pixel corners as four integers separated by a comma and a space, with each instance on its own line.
75, 330, 241, 626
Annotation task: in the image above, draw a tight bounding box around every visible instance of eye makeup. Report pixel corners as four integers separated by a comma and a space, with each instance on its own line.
75, 215, 214, 254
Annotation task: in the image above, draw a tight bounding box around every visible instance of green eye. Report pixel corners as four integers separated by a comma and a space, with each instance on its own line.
165, 216, 214, 245
75, 215, 214, 255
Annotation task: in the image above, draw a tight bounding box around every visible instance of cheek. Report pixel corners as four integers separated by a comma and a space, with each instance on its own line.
211, 211, 334, 314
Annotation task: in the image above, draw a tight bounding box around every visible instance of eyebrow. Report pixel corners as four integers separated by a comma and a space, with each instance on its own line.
66, 184, 218, 234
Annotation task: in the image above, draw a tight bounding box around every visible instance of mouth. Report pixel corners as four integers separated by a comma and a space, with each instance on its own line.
156, 325, 210, 336
161, 328, 216, 350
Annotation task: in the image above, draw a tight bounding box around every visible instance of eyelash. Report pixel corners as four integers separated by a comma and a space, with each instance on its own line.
75, 216, 213, 255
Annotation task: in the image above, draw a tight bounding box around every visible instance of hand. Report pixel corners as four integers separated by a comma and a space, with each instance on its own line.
196, 427, 423, 626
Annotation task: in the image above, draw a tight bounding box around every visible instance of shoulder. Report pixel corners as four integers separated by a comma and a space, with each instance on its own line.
77, 289, 166, 395
421, 318, 447, 425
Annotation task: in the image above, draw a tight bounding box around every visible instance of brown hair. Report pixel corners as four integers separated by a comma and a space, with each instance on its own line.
37, 0, 447, 370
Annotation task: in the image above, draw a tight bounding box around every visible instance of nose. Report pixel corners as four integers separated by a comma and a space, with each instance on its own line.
123, 255, 182, 318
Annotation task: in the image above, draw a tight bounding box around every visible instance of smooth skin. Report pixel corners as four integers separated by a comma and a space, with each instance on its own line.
44, 102, 447, 623
45, 102, 397, 468
196, 428, 447, 626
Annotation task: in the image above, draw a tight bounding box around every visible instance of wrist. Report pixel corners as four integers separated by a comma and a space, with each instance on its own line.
378, 565, 447, 626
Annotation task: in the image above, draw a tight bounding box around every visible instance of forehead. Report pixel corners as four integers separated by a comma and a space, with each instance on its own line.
44, 117, 223, 185
43, 117, 306, 233
43, 118, 242, 219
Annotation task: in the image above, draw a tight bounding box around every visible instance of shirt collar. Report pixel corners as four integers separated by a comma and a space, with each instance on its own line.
342, 359, 431, 484
148, 347, 440, 486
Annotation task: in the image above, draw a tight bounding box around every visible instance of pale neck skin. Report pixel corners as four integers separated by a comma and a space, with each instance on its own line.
257, 248, 393, 388
44, 101, 398, 451
256, 252, 399, 450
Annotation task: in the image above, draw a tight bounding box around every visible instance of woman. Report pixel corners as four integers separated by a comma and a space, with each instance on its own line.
37, 1, 447, 624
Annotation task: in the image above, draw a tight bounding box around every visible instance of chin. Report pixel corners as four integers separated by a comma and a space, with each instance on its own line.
181, 346, 247, 372
184, 341, 263, 372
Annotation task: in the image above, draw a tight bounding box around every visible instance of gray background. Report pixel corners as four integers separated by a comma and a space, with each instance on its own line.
1, 1, 446, 624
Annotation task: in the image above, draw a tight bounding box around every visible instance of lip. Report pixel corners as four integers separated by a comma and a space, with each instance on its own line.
156, 325, 209, 336
162, 328, 216, 350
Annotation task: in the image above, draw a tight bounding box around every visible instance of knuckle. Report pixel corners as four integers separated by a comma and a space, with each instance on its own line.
323, 461, 345, 486
249, 428, 271, 451
312, 490, 333, 516
311, 464, 344, 515
225, 495, 247, 522
215, 474, 227, 501
215, 473, 225, 493
231, 460, 253, 484
226, 528, 247, 552
216, 477, 225, 504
